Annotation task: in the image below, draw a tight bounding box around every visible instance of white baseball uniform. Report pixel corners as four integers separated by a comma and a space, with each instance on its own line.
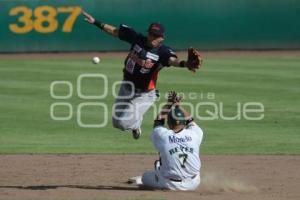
141, 121, 204, 190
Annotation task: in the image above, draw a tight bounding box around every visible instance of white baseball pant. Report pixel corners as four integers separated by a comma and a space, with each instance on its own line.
141, 170, 200, 191
112, 81, 158, 131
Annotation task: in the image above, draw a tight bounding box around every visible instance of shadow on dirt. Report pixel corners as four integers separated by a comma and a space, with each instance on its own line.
0, 185, 154, 191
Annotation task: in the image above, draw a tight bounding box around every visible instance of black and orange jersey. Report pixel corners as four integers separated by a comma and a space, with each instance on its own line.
118, 24, 177, 91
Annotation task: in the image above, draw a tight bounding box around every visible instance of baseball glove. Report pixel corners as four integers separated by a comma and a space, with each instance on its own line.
187, 47, 203, 72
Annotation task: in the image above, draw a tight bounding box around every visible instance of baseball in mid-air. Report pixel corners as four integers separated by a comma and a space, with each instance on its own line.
92, 56, 100, 64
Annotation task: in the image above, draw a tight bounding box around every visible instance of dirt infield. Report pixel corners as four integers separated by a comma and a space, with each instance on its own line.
0, 155, 299, 200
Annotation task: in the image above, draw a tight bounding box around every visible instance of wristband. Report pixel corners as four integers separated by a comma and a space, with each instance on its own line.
186, 117, 194, 125
94, 20, 105, 29
179, 60, 186, 68
154, 119, 165, 127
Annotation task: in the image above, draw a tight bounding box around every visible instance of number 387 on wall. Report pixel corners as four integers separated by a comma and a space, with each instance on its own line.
9, 6, 81, 34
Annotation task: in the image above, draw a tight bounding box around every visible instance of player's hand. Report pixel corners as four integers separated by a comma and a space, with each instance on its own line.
174, 94, 182, 106
167, 91, 182, 105
158, 91, 182, 118
167, 91, 176, 103
82, 10, 95, 24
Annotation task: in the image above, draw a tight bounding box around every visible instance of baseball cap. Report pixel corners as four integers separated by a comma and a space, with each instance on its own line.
148, 22, 165, 37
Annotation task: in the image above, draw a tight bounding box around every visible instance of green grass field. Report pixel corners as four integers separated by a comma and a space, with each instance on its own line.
0, 54, 299, 154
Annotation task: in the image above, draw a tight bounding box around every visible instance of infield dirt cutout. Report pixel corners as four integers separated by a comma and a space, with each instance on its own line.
0, 155, 299, 200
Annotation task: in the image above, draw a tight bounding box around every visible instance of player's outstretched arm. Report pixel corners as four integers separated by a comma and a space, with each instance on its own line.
82, 10, 119, 37
168, 47, 203, 73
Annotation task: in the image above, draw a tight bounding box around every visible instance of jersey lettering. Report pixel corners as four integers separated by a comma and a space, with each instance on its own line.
168, 135, 192, 143
133, 44, 142, 53
169, 146, 194, 155
146, 52, 159, 61
178, 153, 188, 168
125, 58, 135, 74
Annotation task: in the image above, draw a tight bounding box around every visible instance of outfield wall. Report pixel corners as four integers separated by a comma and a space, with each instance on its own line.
0, 0, 299, 52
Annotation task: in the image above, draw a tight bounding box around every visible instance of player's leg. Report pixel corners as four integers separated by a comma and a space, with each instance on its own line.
141, 170, 163, 189
129, 90, 158, 130
112, 101, 132, 131
112, 81, 134, 131
182, 174, 201, 190
167, 174, 201, 191
113, 89, 157, 132
129, 90, 157, 139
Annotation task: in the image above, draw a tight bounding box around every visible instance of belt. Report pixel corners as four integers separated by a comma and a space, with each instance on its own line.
135, 89, 160, 98
134, 88, 152, 93
169, 174, 197, 182
122, 79, 153, 93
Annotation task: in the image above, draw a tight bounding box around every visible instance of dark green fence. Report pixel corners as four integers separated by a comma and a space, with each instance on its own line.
0, 0, 299, 52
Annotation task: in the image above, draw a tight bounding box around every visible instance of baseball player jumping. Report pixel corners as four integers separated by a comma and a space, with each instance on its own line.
82, 10, 203, 140
128, 91, 204, 190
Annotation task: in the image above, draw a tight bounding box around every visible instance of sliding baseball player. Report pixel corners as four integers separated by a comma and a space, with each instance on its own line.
129, 91, 204, 190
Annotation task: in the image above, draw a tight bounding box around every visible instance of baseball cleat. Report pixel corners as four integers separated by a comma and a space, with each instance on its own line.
127, 176, 142, 185
132, 128, 141, 140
